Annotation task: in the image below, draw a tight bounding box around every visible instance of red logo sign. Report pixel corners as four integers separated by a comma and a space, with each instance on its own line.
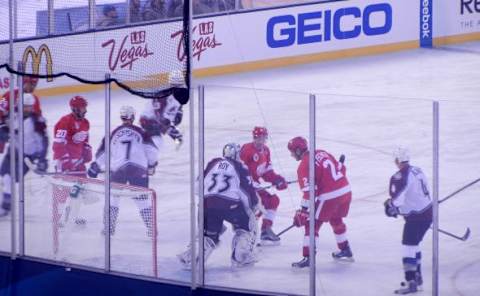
102, 31, 154, 71
172, 21, 222, 62
0, 77, 10, 90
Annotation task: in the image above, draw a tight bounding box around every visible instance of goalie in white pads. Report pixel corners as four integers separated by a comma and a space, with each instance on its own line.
0, 94, 48, 217
88, 106, 159, 237
178, 143, 259, 268
139, 71, 184, 150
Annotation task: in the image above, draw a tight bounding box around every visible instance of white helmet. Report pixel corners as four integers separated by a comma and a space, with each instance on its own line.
223, 143, 241, 161
168, 70, 185, 87
23, 93, 35, 107
393, 146, 410, 163
120, 105, 135, 121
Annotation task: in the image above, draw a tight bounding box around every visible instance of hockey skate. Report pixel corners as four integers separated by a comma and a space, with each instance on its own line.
291, 257, 310, 269
400, 273, 423, 291
394, 280, 418, 294
332, 246, 354, 262
259, 227, 280, 246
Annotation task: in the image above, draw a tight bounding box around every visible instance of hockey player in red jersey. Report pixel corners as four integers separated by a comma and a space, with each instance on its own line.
288, 136, 353, 268
52, 96, 92, 175
240, 127, 287, 244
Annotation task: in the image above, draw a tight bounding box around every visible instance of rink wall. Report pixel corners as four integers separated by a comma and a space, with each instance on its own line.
0, 0, 480, 96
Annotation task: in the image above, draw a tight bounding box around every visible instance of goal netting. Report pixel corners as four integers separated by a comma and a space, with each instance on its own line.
0, 2, 190, 103
50, 174, 158, 277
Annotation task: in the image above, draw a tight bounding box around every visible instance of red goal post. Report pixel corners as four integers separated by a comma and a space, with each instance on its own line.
49, 174, 158, 277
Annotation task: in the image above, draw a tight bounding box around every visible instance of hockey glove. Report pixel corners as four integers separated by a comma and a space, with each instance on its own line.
87, 162, 101, 178
273, 175, 288, 191
384, 199, 399, 218
35, 158, 48, 173
148, 162, 158, 176
173, 107, 183, 126
293, 208, 309, 227
83, 143, 93, 163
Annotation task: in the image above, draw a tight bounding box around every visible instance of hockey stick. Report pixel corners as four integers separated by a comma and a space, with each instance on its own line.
436, 227, 471, 241
257, 180, 297, 191
276, 224, 295, 237
24, 157, 85, 177
439, 178, 480, 204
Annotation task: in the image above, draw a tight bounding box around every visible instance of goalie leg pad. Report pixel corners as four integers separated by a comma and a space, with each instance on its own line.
177, 236, 216, 270
231, 229, 257, 267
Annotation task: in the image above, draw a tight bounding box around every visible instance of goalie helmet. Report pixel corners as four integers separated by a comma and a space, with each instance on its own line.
252, 126, 268, 139
393, 146, 410, 163
120, 105, 135, 121
223, 143, 241, 161
168, 70, 185, 86
287, 136, 308, 159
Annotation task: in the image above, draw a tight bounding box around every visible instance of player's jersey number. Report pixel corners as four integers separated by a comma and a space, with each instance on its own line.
207, 173, 232, 194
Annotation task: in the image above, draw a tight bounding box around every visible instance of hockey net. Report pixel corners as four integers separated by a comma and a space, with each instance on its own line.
49, 174, 157, 277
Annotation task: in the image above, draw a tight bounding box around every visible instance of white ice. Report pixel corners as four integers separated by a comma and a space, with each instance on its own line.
1, 41, 480, 296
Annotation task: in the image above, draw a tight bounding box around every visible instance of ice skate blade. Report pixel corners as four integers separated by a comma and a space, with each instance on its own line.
258, 239, 281, 247
332, 256, 355, 263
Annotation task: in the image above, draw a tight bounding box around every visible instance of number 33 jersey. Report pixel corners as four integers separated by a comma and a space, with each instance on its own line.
297, 150, 351, 207
203, 158, 258, 210
95, 124, 158, 172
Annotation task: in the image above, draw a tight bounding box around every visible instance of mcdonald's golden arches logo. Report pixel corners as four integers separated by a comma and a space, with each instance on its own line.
22, 44, 53, 82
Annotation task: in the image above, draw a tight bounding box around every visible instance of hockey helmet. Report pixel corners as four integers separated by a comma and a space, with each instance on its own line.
288, 136, 308, 159
70, 96, 88, 108
168, 70, 185, 87
252, 126, 268, 139
393, 146, 410, 163
120, 105, 136, 121
223, 143, 241, 161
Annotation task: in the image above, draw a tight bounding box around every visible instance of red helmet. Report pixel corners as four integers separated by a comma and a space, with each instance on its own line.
69, 96, 88, 109
252, 126, 268, 139
287, 136, 308, 157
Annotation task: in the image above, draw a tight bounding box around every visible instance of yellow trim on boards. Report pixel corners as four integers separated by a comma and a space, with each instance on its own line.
32, 32, 480, 98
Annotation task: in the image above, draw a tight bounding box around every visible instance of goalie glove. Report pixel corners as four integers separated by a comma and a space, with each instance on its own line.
87, 162, 101, 178
384, 198, 399, 218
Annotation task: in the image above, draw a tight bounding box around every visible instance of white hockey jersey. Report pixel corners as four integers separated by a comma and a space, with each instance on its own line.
141, 95, 181, 128
95, 124, 158, 172
4, 114, 48, 157
203, 157, 258, 211
389, 165, 432, 218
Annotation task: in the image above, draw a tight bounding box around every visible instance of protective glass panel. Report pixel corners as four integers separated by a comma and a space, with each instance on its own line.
17, 0, 48, 38
53, 1, 90, 33
438, 100, 480, 295
107, 86, 190, 281
315, 95, 433, 295
201, 85, 310, 295
24, 74, 106, 270
96, 1, 126, 29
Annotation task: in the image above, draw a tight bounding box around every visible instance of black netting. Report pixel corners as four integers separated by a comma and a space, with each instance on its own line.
0, 1, 190, 104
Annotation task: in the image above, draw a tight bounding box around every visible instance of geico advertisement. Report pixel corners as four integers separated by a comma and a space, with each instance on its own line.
435, 0, 480, 36
194, 0, 418, 68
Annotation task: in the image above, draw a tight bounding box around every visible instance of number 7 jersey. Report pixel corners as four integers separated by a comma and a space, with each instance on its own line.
297, 150, 351, 207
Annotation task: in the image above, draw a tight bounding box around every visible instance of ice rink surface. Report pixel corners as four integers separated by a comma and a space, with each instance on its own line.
1, 42, 479, 295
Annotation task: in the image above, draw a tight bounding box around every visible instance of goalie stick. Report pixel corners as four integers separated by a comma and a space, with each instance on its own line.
439, 177, 480, 204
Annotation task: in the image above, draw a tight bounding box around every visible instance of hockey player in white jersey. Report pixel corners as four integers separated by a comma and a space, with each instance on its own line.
178, 143, 259, 268
87, 106, 158, 236
139, 71, 184, 150
0, 94, 48, 217
384, 146, 432, 295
